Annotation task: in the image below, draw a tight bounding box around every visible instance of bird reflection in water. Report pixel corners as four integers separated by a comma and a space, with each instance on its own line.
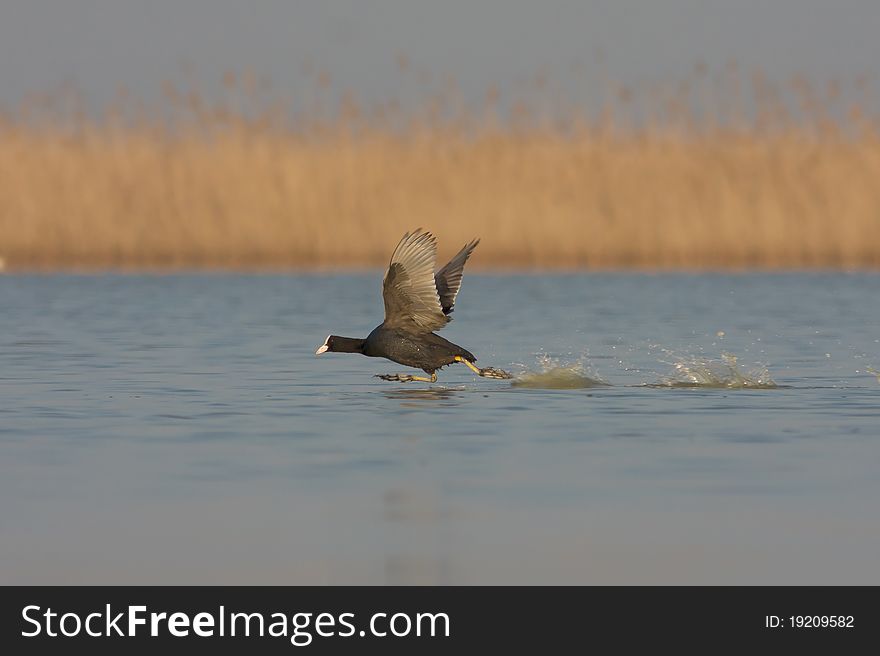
382, 387, 462, 407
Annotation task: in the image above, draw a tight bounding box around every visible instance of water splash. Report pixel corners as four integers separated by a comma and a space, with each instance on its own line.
511, 354, 608, 389
658, 352, 777, 389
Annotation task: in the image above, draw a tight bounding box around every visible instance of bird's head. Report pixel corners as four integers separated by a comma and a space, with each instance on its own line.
315, 335, 365, 355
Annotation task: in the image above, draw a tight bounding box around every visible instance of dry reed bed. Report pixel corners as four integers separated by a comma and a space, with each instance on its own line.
2, 120, 880, 270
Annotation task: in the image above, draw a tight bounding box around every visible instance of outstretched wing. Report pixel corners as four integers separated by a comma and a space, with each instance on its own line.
435, 238, 479, 315
382, 229, 449, 332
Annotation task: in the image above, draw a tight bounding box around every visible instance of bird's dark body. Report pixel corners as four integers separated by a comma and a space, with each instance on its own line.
363, 324, 476, 374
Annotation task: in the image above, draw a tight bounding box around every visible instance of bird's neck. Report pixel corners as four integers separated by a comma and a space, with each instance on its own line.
332, 336, 366, 353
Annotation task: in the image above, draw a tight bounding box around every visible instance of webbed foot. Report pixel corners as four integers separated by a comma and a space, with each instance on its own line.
454, 355, 513, 380
478, 366, 514, 379
375, 373, 437, 383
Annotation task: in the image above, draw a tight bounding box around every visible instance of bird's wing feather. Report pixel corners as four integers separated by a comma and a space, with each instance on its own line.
435, 238, 479, 315
382, 229, 449, 332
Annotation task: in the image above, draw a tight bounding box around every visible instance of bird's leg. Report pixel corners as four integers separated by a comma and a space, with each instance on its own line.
455, 356, 482, 375
375, 372, 438, 383
455, 355, 514, 380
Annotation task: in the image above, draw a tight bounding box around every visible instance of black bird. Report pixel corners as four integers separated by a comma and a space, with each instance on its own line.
315, 229, 512, 382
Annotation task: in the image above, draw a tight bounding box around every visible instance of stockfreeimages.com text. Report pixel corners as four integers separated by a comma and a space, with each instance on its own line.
21, 605, 450, 646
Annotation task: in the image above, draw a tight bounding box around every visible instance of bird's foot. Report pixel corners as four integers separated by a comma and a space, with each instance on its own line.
455, 355, 513, 380
478, 366, 514, 380
376, 373, 414, 382
375, 373, 437, 383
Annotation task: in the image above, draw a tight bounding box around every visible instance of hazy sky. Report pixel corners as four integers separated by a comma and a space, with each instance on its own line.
1, 0, 878, 109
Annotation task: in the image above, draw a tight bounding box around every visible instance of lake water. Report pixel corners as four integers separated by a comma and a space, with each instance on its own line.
1, 272, 878, 584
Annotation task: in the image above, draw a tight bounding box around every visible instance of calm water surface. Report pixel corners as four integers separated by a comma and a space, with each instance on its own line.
1, 273, 878, 584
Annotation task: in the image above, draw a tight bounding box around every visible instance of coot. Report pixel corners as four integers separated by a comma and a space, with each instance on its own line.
315, 229, 511, 382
